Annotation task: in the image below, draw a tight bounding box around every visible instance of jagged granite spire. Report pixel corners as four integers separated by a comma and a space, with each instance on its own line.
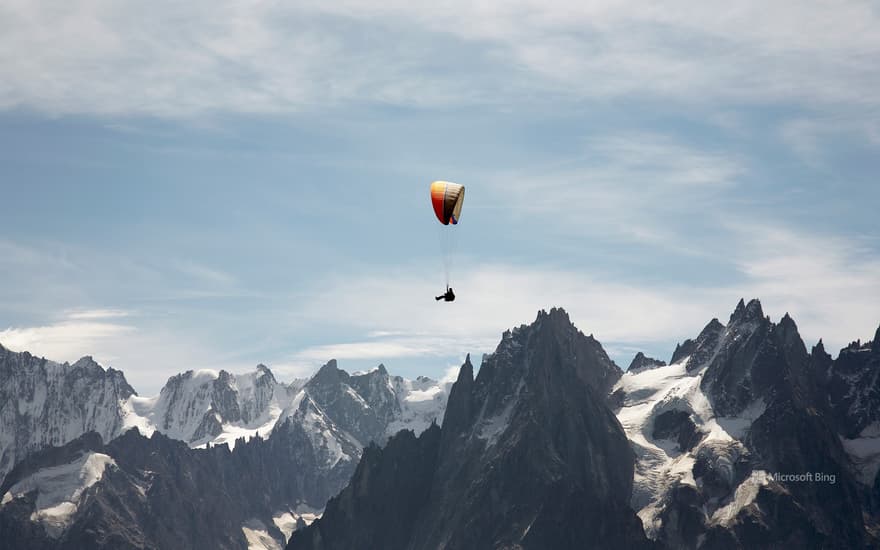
670, 317, 724, 369
729, 297, 765, 325
289, 310, 652, 550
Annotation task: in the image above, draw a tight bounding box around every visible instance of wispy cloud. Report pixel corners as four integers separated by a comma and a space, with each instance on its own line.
779, 114, 880, 167
724, 222, 880, 348
479, 132, 745, 252
2, 225, 876, 393
293, 337, 449, 362
294, 262, 720, 369
0, 308, 276, 394
295, 219, 880, 367
1, 1, 879, 116
0, 311, 135, 365
173, 260, 237, 286
65, 308, 131, 320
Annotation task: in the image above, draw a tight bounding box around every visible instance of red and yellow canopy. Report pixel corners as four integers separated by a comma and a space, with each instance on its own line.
430, 181, 465, 225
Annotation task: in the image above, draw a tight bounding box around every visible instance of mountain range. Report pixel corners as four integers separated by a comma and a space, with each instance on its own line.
2, 299, 879, 549
0, 347, 449, 549
289, 300, 880, 549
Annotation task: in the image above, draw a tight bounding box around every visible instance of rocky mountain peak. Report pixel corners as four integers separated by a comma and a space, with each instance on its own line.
778, 311, 803, 341
255, 363, 277, 382
289, 312, 650, 550
438, 356, 475, 449
495, 306, 621, 394
811, 339, 833, 371
71, 356, 102, 371
671, 317, 725, 369
163, 370, 191, 388
66, 356, 136, 398
873, 324, 880, 353
0, 350, 137, 483
729, 297, 765, 325
628, 352, 666, 372
304, 359, 403, 448
310, 359, 347, 387
697, 299, 813, 416
536, 305, 571, 324
532, 307, 599, 346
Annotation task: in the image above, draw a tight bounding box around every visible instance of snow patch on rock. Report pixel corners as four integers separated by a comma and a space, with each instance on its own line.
841, 421, 880, 485
1, 452, 115, 538
272, 504, 322, 542
242, 518, 283, 550
614, 351, 765, 538
710, 470, 771, 525
386, 376, 450, 437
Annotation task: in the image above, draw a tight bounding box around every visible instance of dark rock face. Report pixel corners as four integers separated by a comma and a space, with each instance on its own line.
629, 352, 667, 373
671, 318, 724, 367
304, 360, 400, 447
0, 347, 135, 484
652, 410, 701, 452
286, 426, 442, 550
0, 421, 359, 550
289, 308, 651, 550
818, 327, 880, 438
691, 441, 751, 501
657, 484, 704, 549
697, 300, 775, 416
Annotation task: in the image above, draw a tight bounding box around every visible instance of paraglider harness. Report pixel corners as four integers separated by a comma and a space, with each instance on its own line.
436, 287, 455, 302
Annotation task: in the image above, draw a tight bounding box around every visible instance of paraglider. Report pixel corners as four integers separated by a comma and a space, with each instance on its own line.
435, 287, 455, 302
430, 181, 465, 302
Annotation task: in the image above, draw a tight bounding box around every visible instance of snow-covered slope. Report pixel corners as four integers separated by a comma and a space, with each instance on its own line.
614, 301, 780, 540
385, 375, 450, 437
614, 299, 874, 548
615, 353, 765, 536
121, 364, 298, 449
0, 451, 115, 538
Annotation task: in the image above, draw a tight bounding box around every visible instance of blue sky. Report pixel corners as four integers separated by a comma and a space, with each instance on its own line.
1, 1, 879, 394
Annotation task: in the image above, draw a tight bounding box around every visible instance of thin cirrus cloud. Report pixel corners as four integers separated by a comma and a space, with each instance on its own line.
290, 336, 458, 363
724, 222, 880, 346
476, 132, 746, 253
2, 222, 877, 390
65, 308, 130, 320
0, 1, 879, 116
0, 309, 135, 365
293, 220, 880, 370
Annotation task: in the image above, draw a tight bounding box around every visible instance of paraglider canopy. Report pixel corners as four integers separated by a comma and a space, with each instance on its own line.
430, 180, 465, 300
430, 181, 465, 225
